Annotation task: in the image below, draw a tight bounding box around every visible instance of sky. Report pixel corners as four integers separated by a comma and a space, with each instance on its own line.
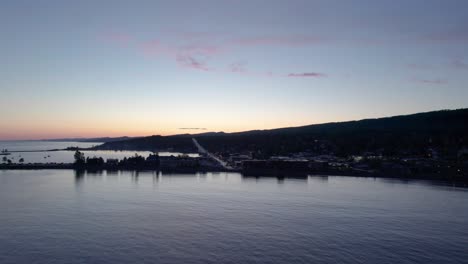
1, 0, 468, 140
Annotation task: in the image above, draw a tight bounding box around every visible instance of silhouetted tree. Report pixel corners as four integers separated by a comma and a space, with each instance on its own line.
126, 154, 145, 166
74, 150, 85, 165
19, 158, 24, 163
86, 156, 104, 166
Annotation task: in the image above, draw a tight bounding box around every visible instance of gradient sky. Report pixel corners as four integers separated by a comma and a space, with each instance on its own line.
1, 0, 468, 140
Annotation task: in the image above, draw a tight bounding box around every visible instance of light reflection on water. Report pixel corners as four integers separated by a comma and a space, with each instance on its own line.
0, 170, 467, 264
0, 141, 198, 163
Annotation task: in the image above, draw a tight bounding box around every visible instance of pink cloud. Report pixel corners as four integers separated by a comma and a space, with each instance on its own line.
100, 31, 329, 77
140, 40, 222, 58
171, 31, 222, 40
179, 45, 223, 56
287, 72, 326, 78
139, 40, 221, 71
141, 40, 178, 56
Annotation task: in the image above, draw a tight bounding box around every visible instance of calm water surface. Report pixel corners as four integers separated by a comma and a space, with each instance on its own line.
0, 141, 198, 163
0, 170, 467, 264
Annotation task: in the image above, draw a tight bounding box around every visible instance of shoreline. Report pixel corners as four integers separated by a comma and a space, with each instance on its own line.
1, 164, 467, 185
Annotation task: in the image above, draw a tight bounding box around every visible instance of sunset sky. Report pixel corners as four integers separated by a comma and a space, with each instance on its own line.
1, 0, 468, 140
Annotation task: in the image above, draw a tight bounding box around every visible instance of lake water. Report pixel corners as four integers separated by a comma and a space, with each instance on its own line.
0, 170, 467, 264
0, 141, 198, 163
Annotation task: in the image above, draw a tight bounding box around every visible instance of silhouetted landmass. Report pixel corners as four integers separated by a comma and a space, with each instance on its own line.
196, 108, 468, 158
93, 109, 468, 159
42, 136, 138, 143
93, 135, 197, 152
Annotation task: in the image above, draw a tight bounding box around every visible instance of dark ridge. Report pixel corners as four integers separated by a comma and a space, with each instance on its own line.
93, 135, 197, 152
42, 136, 139, 143
92, 108, 468, 158
196, 108, 468, 157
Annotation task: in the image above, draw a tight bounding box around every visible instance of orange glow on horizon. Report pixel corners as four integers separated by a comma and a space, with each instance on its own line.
0, 115, 351, 140
0, 106, 402, 140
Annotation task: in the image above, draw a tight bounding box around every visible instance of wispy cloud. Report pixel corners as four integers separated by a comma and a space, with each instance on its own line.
165, 29, 224, 40
141, 39, 175, 56
228, 35, 325, 47
176, 55, 212, 71
179, 128, 207, 130
228, 62, 248, 73
101, 31, 328, 77
140, 40, 219, 71
287, 72, 326, 78
407, 63, 435, 70
424, 28, 468, 43
451, 58, 468, 69
179, 45, 223, 57
407, 58, 468, 71
415, 79, 448, 85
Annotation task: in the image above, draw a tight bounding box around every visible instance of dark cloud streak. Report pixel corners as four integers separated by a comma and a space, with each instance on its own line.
287, 72, 326, 78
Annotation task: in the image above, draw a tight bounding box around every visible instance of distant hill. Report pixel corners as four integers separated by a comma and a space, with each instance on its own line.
196, 109, 468, 157
43, 136, 138, 143
93, 135, 196, 152
94, 109, 468, 158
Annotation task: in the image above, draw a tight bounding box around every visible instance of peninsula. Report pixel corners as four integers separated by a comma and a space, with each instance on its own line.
1, 109, 467, 182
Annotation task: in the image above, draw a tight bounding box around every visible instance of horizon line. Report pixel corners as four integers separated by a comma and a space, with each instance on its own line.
1, 107, 465, 142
